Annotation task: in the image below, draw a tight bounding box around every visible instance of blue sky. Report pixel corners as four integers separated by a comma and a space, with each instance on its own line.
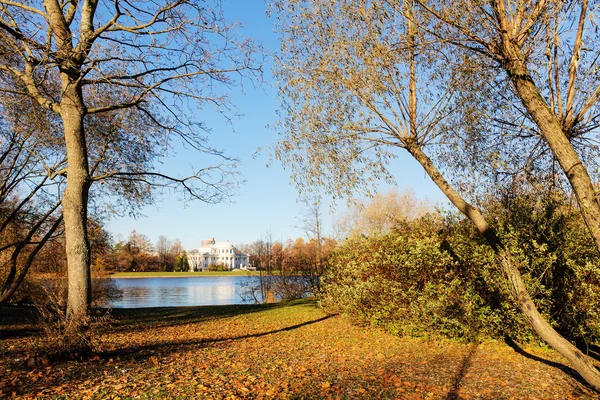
105, 0, 448, 250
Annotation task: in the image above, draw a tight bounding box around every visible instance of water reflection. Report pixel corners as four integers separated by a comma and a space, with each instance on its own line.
111, 276, 253, 308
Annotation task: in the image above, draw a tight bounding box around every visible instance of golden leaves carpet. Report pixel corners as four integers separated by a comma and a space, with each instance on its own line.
1, 300, 598, 399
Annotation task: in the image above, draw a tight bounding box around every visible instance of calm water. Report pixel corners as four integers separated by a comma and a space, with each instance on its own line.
110, 276, 254, 308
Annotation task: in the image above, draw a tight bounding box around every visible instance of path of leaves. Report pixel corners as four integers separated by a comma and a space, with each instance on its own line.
1, 300, 598, 399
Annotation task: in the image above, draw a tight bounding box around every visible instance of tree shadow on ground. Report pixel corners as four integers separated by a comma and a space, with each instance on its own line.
504, 336, 594, 391
2, 313, 336, 397
5, 312, 336, 373
107, 302, 284, 332
445, 343, 478, 400
99, 313, 336, 359
1, 299, 315, 339
576, 342, 600, 363
0, 306, 41, 339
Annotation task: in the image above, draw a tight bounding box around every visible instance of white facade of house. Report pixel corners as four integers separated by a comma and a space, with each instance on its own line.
187, 237, 249, 271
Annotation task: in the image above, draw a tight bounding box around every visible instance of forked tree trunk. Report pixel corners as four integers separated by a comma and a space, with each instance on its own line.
60, 76, 92, 321
405, 141, 600, 391
501, 43, 600, 255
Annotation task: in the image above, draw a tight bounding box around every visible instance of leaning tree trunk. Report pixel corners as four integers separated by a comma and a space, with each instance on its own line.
501, 43, 600, 255
60, 77, 92, 321
405, 140, 600, 391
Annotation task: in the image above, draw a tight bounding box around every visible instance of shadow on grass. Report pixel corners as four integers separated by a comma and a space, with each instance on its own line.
0, 306, 41, 339
445, 343, 478, 400
4, 299, 330, 368
107, 302, 284, 332
504, 336, 594, 391
1, 299, 315, 339
99, 313, 336, 360
2, 311, 336, 396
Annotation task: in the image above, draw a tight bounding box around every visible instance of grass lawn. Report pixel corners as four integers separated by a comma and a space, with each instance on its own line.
1, 299, 598, 399
110, 270, 261, 278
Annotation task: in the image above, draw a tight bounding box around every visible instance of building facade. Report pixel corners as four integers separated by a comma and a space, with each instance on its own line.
187, 237, 249, 271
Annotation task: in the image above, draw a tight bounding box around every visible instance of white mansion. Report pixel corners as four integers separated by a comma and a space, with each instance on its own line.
187, 237, 249, 271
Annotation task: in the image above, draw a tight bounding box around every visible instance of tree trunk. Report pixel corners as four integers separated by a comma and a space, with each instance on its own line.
501, 43, 600, 255
60, 76, 92, 321
405, 141, 600, 391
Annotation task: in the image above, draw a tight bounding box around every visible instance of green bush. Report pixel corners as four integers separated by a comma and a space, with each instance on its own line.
324, 215, 511, 340
207, 264, 228, 272
486, 190, 600, 342
324, 201, 600, 343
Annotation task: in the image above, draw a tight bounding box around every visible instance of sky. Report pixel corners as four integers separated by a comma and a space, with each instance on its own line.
105, 0, 448, 251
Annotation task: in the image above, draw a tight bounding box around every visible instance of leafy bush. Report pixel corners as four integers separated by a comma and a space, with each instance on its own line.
207, 263, 229, 271
486, 189, 600, 342
324, 202, 600, 343
324, 214, 509, 340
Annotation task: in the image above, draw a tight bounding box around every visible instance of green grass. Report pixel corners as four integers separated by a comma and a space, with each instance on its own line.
109, 270, 261, 278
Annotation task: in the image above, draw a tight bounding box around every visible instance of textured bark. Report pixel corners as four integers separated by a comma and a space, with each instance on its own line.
405, 141, 600, 392
60, 75, 92, 321
500, 42, 600, 255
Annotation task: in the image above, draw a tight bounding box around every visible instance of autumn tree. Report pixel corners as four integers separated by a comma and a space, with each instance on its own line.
112, 230, 161, 272
282, 238, 308, 273
271, 241, 284, 270
0, 90, 63, 306
339, 189, 431, 238
271, 0, 600, 389
415, 0, 600, 253
296, 199, 325, 275
0, 0, 260, 321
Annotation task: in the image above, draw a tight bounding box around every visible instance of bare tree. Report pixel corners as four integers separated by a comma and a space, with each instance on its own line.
339, 189, 431, 237
296, 198, 326, 290
271, 0, 600, 389
0, 89, 64, 306
156, 235, 171, 271
0, 0, 260, 321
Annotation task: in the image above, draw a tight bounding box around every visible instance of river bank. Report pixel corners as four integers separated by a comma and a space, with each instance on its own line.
110, 270, 261, 278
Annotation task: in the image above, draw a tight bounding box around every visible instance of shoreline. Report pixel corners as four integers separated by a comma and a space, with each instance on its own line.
109, 271, 260, 278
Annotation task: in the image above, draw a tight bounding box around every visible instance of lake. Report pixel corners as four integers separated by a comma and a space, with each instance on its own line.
110, 276, 255, 308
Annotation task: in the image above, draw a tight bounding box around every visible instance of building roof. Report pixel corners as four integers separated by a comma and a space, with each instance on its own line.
213, 241, 234, 248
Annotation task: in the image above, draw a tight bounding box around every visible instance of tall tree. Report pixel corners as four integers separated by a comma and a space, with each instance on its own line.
0, 0, 260, 321
156, 235, 172, 271
296, 198, 324, 273
271, 0, 600, 389
414, 0, 600, 252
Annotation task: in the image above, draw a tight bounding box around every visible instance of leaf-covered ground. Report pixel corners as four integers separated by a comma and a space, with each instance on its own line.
1, 299, 599, 399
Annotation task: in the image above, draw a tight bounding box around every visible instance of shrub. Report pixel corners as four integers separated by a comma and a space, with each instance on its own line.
486, 190, 600, 342
31, 286, 110, 358
323, 217, 519, 341
207, 264, 228, 272
324, 196, 600, 344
